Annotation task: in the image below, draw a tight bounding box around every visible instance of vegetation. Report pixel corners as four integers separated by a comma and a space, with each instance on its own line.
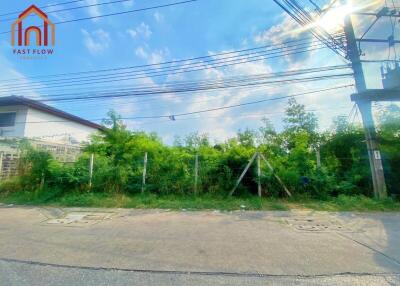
0, 99, 399, 211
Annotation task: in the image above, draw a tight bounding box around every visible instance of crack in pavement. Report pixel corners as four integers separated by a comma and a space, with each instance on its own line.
0, 257, 399, 279
336, 232, 400, 267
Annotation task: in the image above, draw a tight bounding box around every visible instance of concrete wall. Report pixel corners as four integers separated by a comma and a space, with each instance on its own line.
0, 105, 99, 144
0, 105, 28, 138
23, 108, 99, 143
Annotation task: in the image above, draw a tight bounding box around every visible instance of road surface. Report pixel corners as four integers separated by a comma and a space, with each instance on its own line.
0, 205, 399, 285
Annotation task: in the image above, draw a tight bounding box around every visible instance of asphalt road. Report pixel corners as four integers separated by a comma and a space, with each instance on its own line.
0, 205, 399, 285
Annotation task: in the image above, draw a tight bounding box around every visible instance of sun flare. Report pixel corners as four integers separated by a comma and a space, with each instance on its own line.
316, 3, 353, 32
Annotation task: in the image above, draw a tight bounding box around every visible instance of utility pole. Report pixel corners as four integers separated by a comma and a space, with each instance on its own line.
344, 15, 387, 198
273, 0, 399, 198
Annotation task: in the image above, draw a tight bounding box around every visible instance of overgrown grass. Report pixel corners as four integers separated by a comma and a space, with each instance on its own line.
0, 188, 399, 212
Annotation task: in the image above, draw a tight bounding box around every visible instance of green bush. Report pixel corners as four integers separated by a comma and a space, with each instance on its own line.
2, 101, 399, 201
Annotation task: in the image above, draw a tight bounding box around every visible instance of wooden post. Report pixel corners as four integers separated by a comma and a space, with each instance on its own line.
194, 154, 199, 195
40, 172, 45, 190
229, 152, 257, 196
141, 152, 148, 194
89, 153, 94, 188
257, 152, 262, 197
259, 153, 292, 197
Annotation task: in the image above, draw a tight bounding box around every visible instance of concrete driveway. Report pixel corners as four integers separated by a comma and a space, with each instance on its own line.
0, 205, 399, 285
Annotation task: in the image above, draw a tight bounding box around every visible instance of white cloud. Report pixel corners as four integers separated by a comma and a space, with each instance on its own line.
148, 51, 165, 65
153, 11, 164, 23
81, 29, 111, 54
120, 11, 361, 140
253, 13, 315, 65
44, 4, 71, 21
135, 46, 148, 59
134, 46, 168, 65
254, 14, 302, 45
84, 0, 101, 20
127, 22, 152, 39
122, 0, 134, 8
0, 53, 42, 99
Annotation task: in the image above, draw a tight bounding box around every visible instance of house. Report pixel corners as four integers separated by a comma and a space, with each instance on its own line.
0, 96, 102, 144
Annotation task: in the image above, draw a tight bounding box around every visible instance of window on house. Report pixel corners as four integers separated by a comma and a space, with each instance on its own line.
0, 112, 16, 127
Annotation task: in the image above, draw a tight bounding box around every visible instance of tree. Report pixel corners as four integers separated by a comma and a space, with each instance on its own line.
184, 132, 210, 150
237, 128, 256, 147
333, 115, 351, 134
376, 104, 400, 196
258, 117, 277, 145
284, 98, 318, 134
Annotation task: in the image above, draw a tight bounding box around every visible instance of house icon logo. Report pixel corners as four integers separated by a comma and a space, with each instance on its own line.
11, 4, 55, 47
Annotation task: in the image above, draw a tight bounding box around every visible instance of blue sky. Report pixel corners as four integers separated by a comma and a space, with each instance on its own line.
0, 0, 397, 143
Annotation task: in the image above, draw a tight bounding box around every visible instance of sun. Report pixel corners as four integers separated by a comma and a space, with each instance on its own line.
316, 3, 354, 32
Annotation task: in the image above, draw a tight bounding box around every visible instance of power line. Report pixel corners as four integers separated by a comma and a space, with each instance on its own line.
11, 84, 353, 124
36, 72, 354, 103
0, 0, 85, 17
32, 64, 351, 102
0, 0, 133, 23
4, 45, 336, 95
56, 74, 351, 112
135, 104, 352, 126
273, 0, 347, 58
0, 0, 199, 35
1, 41, 327, 92
115, 84, 354, 120
1, 35, 344, 83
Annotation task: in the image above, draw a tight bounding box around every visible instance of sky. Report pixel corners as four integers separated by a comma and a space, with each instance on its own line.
0, 0, 398, 144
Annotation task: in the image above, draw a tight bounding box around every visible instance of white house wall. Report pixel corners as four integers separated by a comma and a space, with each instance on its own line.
0, 105, 28, 138
24, 107, 99, 143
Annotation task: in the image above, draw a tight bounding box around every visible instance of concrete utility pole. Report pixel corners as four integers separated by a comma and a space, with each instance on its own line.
344, 15, 387, 198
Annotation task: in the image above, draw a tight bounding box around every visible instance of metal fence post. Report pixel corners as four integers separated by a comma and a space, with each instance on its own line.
194, 154, 199, 195
89, 153, 94, 188
141, 152, 148, 194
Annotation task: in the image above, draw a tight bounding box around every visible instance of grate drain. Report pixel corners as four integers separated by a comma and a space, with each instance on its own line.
285, 217, 353, 232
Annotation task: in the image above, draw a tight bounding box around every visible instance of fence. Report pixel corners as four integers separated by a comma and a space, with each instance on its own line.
0, 140, 291, 197
0, 138, 83, 179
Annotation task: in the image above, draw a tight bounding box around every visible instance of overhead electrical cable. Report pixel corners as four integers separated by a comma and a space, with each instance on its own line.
0, 34, 344, 84
37, 73, 353, 103
3, 44, 341, 95
0, 0, 133, 22
0, 0, 199, 35
0, 0, 85, 17
272, 0, 347, 58
29, 64, 351, 100
0, 41, 327, 91
34, 72, 354, 104
11, 84, 354, 124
